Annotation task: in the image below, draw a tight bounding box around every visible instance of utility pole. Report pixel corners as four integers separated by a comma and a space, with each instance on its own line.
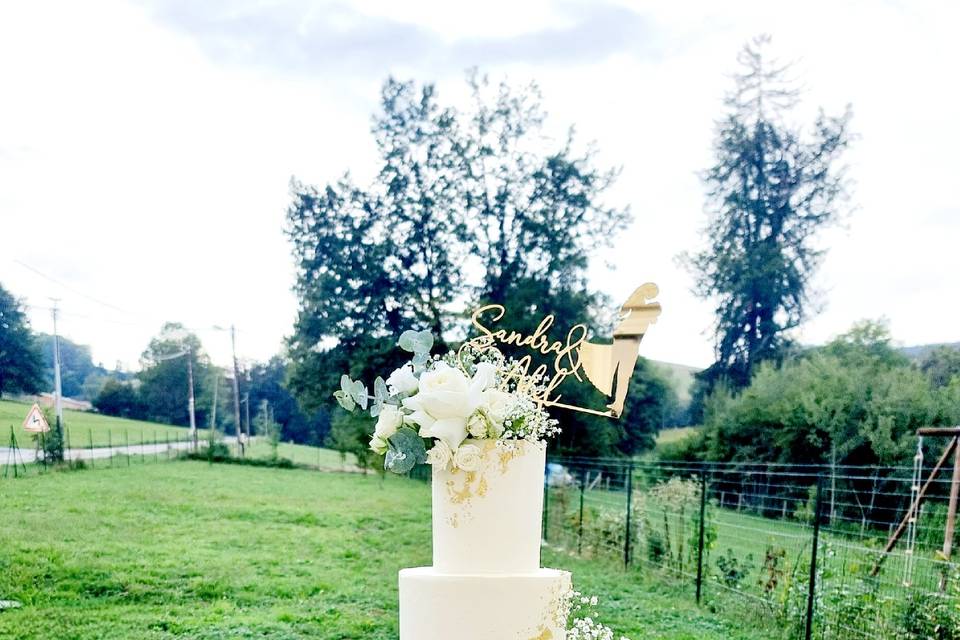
50, 300, 64, 428
244, 391, 251, 444
210, 373, 219, 435
230, 325, 243, 456
187, 347, 197, 449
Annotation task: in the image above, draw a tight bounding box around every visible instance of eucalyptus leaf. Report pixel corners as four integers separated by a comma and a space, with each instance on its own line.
340, 374, 353, 394
383, 427, 427, 474
398, 330, 434, 355
333, 390, 356, 412
412, 352, 429, 366
351, 380, 368, 410
370, 398, 384, 418
374, 377, 389, 402
398, 330, 419, 353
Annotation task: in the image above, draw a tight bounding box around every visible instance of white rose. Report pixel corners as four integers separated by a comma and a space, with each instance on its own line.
386, 364, 419, 396
415, 363, 475, 418
452, 443, 482, 472
470, 361, 498, 393
467, 412, 489, 439
373, 405, 403, 440
481, 388, 512, 426
426, 440, 452, 470
402, 362, 480, 450
401, 394, 436, 432
422, 417, 468, 451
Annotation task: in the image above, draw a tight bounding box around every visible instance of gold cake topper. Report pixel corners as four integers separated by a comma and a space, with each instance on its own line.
465, 283, 661, 418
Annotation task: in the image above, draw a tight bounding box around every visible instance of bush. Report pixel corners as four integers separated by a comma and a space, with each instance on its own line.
93, 378, 145, 419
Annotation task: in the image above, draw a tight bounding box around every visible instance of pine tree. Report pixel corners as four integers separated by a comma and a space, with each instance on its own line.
685, 36, 852, 396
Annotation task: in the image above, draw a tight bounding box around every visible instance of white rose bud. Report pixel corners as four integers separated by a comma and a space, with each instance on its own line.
426, 440, 453, 470
452, 443, 482, 472
467, 412, 488, 439
386, 364, 419, 396
374, 405, 403, 440
369, 435, 388, 455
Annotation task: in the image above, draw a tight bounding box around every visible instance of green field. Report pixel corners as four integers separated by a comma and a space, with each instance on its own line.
0, 462, 769, 639
0, 399, 204, 448
244, 439, 357, 470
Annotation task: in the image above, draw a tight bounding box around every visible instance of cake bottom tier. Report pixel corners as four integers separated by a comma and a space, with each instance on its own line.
399, 567, 570, 640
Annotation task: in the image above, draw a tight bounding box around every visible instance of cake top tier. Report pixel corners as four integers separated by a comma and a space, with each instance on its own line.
431, 439, 546, 575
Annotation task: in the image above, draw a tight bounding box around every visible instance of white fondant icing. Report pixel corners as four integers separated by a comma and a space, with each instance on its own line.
399, 567, 570, 640
432, 440, 546, 574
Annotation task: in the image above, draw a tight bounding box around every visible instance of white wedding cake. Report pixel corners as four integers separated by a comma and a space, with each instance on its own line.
334, 307, 659, 639
399, 440, 570, 639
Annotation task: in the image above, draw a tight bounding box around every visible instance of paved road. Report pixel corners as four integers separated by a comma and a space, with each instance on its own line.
0, 437, 236, 465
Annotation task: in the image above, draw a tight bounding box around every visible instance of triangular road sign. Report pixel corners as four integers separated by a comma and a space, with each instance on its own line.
22, 403, 50, 433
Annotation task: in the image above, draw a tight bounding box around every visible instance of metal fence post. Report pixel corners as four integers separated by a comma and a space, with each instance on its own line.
624, 461, 634, 568
696, 467, 708, 605
40, 432, 47, 471
88, 429, 94, 469
542, 463, 550, 543
805, 476, 825, 640
578, 468, 586, 555
108, 429, 113, 467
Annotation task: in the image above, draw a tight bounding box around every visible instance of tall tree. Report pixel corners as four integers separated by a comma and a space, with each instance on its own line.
459, 72, 629, 304
34, 333, 106, 399
137, 323, 214, 427
286, 72, 638, 456
920, 345, 960, 389
246, 356, 330, 446
684, 36, 852, 396
0, 283, 44, 397
287, 73, 629, 436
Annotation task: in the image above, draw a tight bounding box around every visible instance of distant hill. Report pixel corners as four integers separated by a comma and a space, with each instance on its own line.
900, 342, 960, 360
649, 360, 701, 404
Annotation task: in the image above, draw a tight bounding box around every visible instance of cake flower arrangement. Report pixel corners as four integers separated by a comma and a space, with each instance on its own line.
333, 329, 560, 474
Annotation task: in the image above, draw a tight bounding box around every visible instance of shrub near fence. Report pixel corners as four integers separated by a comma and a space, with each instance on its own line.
543, 457, 960, 640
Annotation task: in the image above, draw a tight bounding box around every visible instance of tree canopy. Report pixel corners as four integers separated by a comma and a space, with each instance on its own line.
668, 321, 960, 469
0, 283, 44, 397
285, 72, 668, 458
683, 36, 852, 403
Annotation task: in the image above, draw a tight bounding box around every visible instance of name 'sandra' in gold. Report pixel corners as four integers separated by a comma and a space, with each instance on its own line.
466, 283, 661, 419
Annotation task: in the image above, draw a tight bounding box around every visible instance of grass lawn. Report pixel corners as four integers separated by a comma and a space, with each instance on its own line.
244, 439, 357, 470
0, 462, 769, 639
0, 399, 204, 449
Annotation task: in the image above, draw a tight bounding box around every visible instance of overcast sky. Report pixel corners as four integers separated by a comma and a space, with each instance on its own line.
1, 0, 957, 373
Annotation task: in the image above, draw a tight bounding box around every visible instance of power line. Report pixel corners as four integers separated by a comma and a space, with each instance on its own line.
12, 259, 130, 313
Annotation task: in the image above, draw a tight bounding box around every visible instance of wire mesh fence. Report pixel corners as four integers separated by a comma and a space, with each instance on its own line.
543, 457, 960, 640
1, 424, 204, 478
1, 423, 355, 478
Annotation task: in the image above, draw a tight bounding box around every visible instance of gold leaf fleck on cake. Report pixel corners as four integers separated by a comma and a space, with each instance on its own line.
497, 443, 524, 474
446, 471, 479, 505
476, 475, 488, 497
525, 626, 552, 640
